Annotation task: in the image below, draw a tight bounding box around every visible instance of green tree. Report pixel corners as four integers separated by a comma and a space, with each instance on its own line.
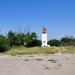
15, 33, 26, 46
0, 34, 9, 52
48, 39, 61, 47
31, 39, 42, 47
61, 36, 75, 46
7, 30, 16, 46
7, 30, 26, 46
25, 32, 38, 47
7, 31, 41, 47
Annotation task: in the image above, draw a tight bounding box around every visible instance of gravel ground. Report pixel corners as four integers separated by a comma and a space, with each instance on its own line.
0, 53, 75, 75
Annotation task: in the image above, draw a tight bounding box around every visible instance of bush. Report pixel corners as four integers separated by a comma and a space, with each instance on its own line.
31, 39, 42, 47
48, 39, 61, 47
0, 35, 9, 52
61, 36, 75, 46
7, 30, 16, 46
7, 31, 26, 46
25, 32, 40, 47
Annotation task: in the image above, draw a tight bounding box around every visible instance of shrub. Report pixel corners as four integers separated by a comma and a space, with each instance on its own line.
25, 32, 40, 47
31, 39, 42, 47
0, 35, 9, 52
7, 30, 16, 46
48, 39, 61, 47
61, 36, 75, 46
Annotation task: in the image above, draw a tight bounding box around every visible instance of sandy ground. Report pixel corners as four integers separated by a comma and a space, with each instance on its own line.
0, 53, 75, 75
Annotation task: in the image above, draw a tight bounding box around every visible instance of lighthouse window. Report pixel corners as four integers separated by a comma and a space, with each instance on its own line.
43, 41, 46, 43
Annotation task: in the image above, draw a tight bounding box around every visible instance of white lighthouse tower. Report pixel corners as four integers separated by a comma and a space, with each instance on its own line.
41, 26, 50, 47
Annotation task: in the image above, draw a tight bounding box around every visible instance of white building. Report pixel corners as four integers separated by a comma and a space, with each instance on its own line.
41, 26, 50, 47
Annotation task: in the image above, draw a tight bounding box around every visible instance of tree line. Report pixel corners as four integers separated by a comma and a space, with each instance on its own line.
0, 30, 42, 52
0, 30, 75, 52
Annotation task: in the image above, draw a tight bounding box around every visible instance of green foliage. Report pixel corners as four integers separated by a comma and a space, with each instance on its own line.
31, 32, 37, 39
15, 33, 25, 46
7, 31, 41, 47
61, 36, 75, 46
31, 39, 42, 47
25, 32, 32, 47
0, 34, 9, 52
7, 30, 26, 46
25, 32, 41, 47
48, 39, 61, 47
7, 30, 16, 46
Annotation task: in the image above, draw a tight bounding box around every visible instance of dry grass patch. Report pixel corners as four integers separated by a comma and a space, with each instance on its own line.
5, 46, 75, 55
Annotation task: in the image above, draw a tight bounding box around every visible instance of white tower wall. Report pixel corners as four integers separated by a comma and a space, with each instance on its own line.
42, 33, 47, 47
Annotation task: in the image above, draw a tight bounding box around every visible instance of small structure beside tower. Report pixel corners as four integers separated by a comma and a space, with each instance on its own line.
41, 25, 50, 47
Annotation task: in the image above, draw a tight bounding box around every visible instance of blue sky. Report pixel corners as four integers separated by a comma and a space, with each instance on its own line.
0, 0, 75, 39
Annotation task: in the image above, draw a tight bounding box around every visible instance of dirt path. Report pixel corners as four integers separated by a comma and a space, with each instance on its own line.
0, 53, 75, 75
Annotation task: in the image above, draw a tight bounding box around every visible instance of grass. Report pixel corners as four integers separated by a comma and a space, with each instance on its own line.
4, 46, 75, 55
